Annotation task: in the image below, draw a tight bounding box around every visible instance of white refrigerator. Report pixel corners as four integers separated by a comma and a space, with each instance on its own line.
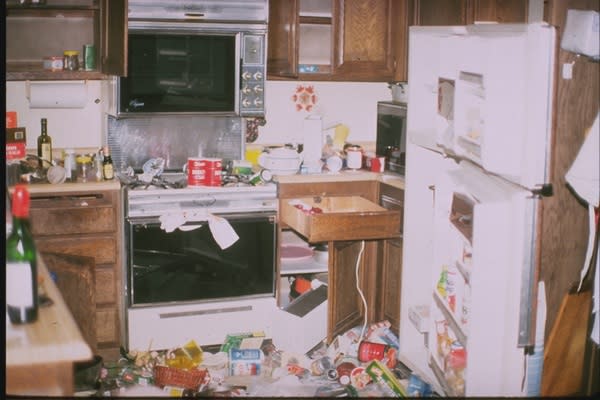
399, 23, 556, 396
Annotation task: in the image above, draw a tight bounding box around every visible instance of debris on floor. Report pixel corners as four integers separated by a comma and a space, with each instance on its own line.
77, 320, 438, 397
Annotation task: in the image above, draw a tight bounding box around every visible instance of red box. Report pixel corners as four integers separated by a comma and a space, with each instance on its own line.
6, 111, 17, 128
6, 127, 27, 160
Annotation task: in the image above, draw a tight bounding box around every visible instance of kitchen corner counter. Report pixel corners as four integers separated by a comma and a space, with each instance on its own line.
6, 254, 93, 396
274, 170, 405, 190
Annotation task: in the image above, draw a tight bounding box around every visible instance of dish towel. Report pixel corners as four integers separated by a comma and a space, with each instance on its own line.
159, 210, 239, 250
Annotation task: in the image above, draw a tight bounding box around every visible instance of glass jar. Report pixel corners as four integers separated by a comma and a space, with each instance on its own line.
63, 50, 80, 71
76, 155, 93, 182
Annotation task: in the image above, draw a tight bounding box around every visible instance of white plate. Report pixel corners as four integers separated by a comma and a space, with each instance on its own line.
281, 245, 314, 262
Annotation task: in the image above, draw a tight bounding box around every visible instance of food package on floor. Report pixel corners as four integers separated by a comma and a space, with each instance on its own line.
229, 348, 263, 376
365, 360, 408, 397
220, 331, 266, 353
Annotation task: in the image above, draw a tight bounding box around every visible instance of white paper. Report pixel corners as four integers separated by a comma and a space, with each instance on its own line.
28, 81, 88, 109
208, 215, 239, 250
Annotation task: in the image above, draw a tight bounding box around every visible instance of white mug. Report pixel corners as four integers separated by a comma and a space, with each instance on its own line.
346, 148, 362, 170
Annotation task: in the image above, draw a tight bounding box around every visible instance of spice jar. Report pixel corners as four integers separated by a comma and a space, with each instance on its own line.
63, 50, 80, 71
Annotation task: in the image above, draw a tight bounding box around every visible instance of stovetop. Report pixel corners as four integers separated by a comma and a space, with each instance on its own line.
124, 172, 278, 218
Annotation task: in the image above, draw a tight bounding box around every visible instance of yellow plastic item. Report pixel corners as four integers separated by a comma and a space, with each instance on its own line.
333, 124, 350, 150
165, 340, 203, 369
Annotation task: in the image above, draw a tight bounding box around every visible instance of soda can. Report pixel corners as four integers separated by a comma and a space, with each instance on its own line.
83, 44, 96, 71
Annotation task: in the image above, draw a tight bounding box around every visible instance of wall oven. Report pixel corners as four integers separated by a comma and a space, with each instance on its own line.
114, 0, 268, 118
123, 180, 279, 351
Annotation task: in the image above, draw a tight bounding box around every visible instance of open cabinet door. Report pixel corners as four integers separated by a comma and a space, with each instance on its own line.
43, 252, 97, 354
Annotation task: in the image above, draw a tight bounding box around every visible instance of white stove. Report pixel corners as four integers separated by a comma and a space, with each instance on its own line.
124, 173, 278, 218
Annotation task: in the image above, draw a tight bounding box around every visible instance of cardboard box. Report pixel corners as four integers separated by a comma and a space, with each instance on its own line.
6, 111, 17, 128
6, 127, 27, 160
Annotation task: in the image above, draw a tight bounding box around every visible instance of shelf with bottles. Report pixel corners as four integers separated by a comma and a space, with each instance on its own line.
433, 262, 470, 343
429, 306, 467, 397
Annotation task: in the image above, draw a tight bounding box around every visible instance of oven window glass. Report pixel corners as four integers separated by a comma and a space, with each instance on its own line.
128, 215, 275, 306
120, 34, 236, 113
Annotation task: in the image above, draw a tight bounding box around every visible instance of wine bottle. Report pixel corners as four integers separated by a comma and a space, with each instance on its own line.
102, 146, 115, 180
6, 185, 39, 324
37, 118, 53, 167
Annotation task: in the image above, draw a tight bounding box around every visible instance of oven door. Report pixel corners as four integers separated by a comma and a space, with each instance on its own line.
126, 212, 276, 307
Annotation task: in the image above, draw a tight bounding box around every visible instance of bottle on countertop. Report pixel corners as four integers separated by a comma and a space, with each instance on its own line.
6, 185, 38, 324
102, 146, 115, 180
95, 148, 104, 182
63, 148, 77, 182
37, 118, 53, 168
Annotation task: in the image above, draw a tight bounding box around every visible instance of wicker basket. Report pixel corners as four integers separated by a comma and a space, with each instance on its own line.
153, 365, 209, 390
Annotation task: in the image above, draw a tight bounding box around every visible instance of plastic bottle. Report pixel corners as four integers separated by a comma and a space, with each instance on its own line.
64, 148, 77, 182
6, 185, 38, 324
37, 118, 53, 167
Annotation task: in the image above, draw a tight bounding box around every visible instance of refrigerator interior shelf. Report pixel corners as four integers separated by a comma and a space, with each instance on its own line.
433, 291, 468, 347
429, 355, 461, 397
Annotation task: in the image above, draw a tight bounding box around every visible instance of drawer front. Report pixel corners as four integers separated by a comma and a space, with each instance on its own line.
35, 236, 117, 265
96, 308, 118, 344
96, 268, 116, 305
29, 192, 116, 236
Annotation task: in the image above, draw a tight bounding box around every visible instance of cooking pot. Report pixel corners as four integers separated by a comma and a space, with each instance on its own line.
258, 147, 302, 175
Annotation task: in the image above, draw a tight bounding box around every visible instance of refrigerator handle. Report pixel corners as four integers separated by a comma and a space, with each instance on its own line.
518, 195, 542, 348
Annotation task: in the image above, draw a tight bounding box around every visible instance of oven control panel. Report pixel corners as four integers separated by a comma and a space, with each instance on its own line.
240, 34, 266, 117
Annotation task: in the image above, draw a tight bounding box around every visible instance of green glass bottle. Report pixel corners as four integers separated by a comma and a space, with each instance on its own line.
37, 118, 53, 167
6, 185, 38, 324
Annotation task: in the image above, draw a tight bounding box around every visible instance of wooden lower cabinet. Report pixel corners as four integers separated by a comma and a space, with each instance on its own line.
29, 188, 123, 360
278, 180, 401, 342
377, 183, 405, 336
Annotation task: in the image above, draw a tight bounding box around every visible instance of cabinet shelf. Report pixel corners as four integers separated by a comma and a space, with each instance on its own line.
6, 62, 106, 80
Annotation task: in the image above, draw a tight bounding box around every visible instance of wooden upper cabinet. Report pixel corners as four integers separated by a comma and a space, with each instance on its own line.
6, 0, 127, 80
267, 0, 299, 78
100, 0, 128, 77
267, 0, 410, 82
414, 0, 528, 26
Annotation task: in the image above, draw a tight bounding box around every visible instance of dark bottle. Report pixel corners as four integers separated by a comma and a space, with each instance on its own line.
102, 146, 114, 180
37, 118, 53, 167
6, 185, 38, 324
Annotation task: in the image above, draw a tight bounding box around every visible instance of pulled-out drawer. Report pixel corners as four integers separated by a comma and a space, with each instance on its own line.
280, 196, 401, 242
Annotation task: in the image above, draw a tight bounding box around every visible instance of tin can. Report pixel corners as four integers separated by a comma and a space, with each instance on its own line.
358, 341, 388, 362
187, 157, 222, 187
83, 44, 96, 71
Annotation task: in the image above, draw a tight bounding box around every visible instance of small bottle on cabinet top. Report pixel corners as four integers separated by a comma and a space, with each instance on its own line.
6, 185, 38, 324
102, 146, 114, 180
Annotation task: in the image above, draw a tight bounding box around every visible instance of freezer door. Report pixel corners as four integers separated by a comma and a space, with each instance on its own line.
407, 23, 556, 190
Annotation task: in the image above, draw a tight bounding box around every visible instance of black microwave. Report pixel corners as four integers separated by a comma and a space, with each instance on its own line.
116, 23, 266, 118
376, 101, 407, 176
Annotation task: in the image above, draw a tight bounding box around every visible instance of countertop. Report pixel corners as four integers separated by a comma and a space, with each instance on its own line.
22, 179, 121, 194
18, 170, 403, 193
274, 170, 405, 189
6, 254, 93, 367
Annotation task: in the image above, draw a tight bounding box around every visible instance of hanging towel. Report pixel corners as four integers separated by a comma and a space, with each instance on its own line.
159, 210, 239, 250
